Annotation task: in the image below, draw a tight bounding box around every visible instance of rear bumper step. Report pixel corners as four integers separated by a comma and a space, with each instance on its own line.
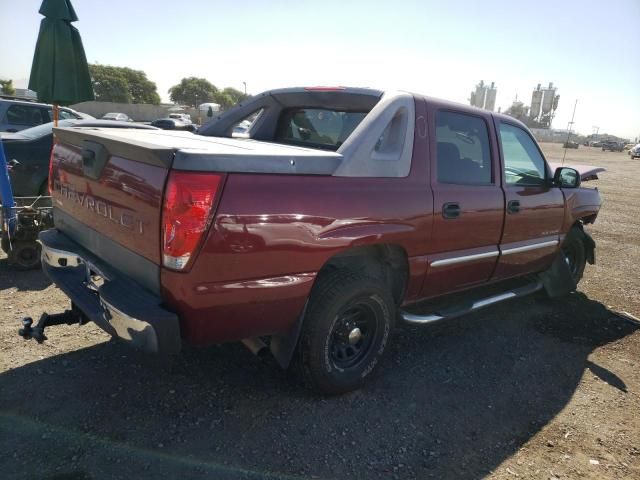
38, 229, 181, 354
400, 281, 543, 324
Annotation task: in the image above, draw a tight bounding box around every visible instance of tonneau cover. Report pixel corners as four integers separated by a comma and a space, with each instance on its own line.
54, 127, 343, 175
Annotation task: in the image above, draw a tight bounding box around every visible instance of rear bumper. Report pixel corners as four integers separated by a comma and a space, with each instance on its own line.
39, 229, 181, 354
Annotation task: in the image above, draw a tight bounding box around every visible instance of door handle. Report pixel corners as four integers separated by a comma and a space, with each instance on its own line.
507, 200, 521, 214
442, 202, 461, 219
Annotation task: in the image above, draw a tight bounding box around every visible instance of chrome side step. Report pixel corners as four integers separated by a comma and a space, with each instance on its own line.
400, 281, 543, 325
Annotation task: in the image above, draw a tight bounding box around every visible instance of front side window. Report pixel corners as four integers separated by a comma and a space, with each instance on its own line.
435, 111, 492, 185
499, 123, 547, 186
58, 109, 76, 120
275, 108, 367, 150
6, 105, 45, 126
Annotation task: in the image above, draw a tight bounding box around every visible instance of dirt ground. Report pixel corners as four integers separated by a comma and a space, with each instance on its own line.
1, 143, 638, 480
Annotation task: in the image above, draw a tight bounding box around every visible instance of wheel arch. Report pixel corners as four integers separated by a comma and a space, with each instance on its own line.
269, 243, 409, 369
316, 243, 410, 306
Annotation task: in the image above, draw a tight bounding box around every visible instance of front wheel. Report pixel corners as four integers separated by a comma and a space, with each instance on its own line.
561, 227, 586, 286
294, 269, 395, 394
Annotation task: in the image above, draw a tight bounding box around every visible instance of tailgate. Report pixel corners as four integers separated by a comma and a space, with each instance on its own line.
50, 127, 175, 293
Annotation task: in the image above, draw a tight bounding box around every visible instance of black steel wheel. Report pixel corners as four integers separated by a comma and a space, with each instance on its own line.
329, 301, 378, 370
295, 269, 395, 395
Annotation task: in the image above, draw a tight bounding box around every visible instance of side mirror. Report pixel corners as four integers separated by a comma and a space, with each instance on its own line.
554, 167, 581, 188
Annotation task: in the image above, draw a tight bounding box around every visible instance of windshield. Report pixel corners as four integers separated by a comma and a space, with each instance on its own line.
12, 120, 76, 139
275, 108, 367, 150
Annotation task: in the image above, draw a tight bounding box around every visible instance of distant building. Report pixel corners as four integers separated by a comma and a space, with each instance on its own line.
469, 81, 497, 111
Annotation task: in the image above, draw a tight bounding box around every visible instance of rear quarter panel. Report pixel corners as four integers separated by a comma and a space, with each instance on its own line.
162, 174, 433, 344
161, 98, 433, 345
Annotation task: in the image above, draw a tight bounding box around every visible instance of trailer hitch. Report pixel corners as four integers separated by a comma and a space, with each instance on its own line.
19, 309, 85, 343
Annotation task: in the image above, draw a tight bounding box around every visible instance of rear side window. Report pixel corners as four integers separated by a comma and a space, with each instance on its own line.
435, 111, 492, 185
231, 109, 263, 138
275, 108, 367, 150
499, 123, 546, 186
6, 105, 46, 126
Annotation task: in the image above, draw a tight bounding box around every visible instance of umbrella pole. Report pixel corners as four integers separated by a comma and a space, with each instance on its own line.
53, 103, 59, 127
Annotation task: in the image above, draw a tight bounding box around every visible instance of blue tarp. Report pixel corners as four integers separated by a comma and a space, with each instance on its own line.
0, 139, 16, 235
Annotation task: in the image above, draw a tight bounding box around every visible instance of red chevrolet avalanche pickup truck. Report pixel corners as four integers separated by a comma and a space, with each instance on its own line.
32, 87, 601, 394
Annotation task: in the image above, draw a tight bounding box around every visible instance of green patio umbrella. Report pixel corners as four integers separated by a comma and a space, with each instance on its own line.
28, 0, 94, 126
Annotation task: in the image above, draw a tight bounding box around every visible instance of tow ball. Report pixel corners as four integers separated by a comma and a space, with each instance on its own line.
19, 309, 85, 343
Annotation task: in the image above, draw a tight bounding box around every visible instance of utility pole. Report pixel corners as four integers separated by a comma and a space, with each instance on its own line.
243, 81, 247, 95
562, 99, 578, 165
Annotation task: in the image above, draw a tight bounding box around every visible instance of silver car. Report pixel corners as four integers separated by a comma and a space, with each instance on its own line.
101, 112, 131, 122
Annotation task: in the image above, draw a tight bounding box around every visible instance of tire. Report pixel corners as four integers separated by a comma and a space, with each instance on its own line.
561, 227, 586, 286
8, 241, 42, 270
294, 269, 395, 394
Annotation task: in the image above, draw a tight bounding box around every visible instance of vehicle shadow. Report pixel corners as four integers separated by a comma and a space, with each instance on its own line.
0, 258, 52, 292
0, 292, 637, 480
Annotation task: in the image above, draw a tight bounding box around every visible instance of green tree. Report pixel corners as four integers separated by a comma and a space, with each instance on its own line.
0, 79, 16, 96
89, 65, 130, 103
168, 77, 218, 107
88, 64, 160, 104
120, 67, 161, 104
213, 91, 235, 110
222, 87, 249, 104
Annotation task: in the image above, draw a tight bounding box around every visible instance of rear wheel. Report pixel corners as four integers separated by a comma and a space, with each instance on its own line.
295, 269, 395, 394
561, 227, 586, 286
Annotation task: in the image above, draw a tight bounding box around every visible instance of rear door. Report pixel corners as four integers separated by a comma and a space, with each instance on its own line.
420, 106, 504, 297
494, 121, 564, 279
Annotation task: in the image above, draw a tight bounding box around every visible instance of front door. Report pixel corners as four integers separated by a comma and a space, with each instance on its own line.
421, 107, 504, 298
494, 121, 565, 279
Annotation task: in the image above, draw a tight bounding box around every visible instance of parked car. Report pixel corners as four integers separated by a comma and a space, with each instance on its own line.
36, 87, 601, 394
0, 98, 93, 132
101, 112, 131, 122
629, 144, 640, 159
601, 140, 624, 152
168, 113, 192, 124
624, 143, 636, 151
151, 118, 197, 132
563, 140, 579, 149
1, 120, 157, 197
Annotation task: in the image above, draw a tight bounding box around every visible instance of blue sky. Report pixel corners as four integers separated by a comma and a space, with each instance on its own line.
1, 0, 639, 138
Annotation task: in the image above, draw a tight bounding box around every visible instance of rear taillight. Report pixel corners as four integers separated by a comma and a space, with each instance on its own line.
161, 171, 222, 271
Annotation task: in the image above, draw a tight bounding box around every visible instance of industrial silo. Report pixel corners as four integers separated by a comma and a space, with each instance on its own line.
484, 82, 497, 111
472, 81, 487, 108
541, 82, 556, 115
530, 84, 543, 121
